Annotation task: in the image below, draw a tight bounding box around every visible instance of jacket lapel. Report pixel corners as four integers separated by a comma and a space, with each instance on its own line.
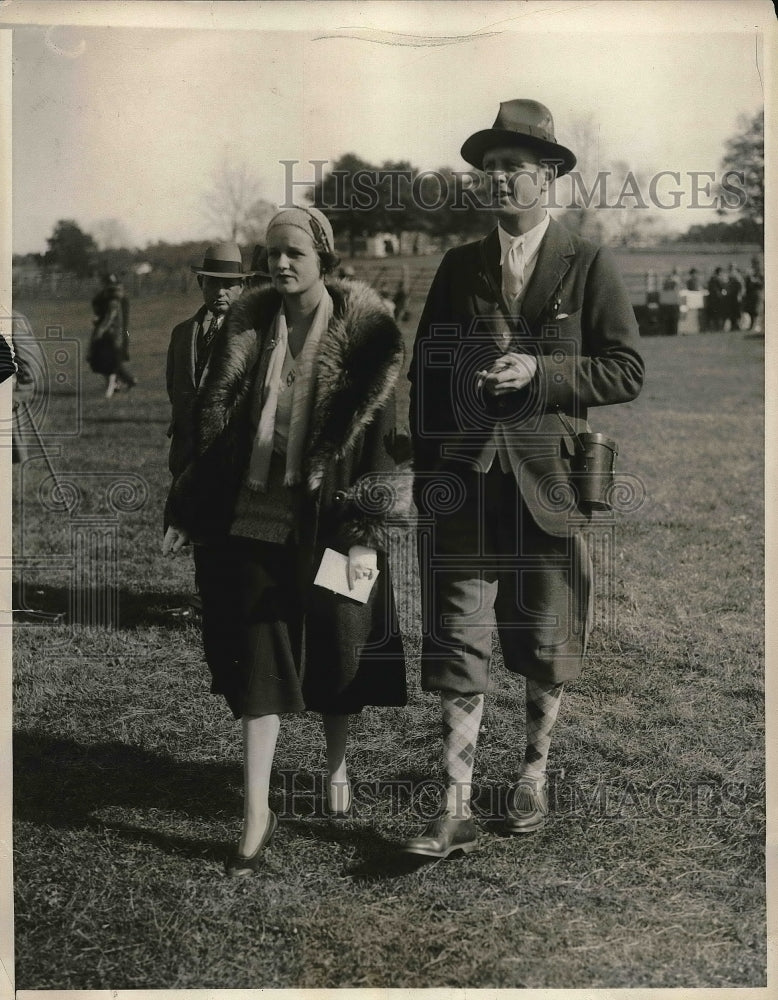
473, 228, 504, 316
189, 306, 207, 385
518, 218, 575, 330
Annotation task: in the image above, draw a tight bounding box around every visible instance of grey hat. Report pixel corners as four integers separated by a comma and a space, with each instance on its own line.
461, 99, 576, 176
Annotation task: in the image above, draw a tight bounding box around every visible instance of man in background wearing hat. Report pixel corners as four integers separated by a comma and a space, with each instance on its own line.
406, 99, 645, 857
165, 242, 252, 484
164, 242, 253, 609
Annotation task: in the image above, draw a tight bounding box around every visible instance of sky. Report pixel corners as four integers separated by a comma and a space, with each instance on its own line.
3, 0, 770, 255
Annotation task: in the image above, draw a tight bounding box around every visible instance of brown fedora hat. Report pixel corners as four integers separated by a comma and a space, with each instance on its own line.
461, 99, 576, 176
191, 241, 252, 278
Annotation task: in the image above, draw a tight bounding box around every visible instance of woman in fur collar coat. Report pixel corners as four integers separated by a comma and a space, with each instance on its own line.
164, 207, 408, 875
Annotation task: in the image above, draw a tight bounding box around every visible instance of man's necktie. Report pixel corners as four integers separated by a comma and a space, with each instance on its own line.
201, 313, 219, 351
195, 314, 219, 384
502, 236, 526, 308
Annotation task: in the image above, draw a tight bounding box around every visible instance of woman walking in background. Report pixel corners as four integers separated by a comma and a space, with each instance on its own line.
163, 206, 408, 875
88, 273, 136, 397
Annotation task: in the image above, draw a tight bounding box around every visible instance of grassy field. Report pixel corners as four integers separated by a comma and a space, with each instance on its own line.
11, 260, 765, 990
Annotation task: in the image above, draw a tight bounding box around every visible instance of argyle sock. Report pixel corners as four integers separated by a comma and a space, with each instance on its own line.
441, 692, 484, 818
520, 679, 564, 783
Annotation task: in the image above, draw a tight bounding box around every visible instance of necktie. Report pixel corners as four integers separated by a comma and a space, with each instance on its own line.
201, 313, 219, 351
502, 236, 526, 307
195, 314, 219, 384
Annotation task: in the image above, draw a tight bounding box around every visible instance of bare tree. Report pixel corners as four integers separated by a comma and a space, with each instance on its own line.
555, 116, 662, 246
241, 198, 278, 247
553, 114, 609, 241
202, 159, 264, 242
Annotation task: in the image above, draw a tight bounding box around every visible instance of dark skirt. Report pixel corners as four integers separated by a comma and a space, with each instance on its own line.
194, 536, 406, 719
304, 547, 407, 714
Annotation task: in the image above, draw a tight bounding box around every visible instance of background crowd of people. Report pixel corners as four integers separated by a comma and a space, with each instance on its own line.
702, 258, 764, 333
648, 257, 764, 335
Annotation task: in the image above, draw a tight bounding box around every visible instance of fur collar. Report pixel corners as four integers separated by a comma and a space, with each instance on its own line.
198, 279, 404, 491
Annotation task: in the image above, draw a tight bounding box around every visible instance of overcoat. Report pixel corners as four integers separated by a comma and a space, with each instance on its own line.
408, 219, 645, 537
88, 295, 130, 376
165, 304, 208, 478
166, 279, 410, 713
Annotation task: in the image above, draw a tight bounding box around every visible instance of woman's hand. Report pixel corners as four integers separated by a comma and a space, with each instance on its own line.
162, 525, 190, 556
476, 352, 538, 396
347, 545, 378, 590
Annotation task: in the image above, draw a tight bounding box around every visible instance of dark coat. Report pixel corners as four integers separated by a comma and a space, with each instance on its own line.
165, 304, 208, 478
88, 293, 130, 375
165, 279, 410, 712
408, 219, 645, 536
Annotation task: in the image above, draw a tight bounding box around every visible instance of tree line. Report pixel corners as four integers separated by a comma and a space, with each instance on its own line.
16, 108, 762, 278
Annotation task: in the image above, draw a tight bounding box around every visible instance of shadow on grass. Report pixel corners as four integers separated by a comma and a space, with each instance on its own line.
14, 729, 239, 830
13, 731, 429, 870
281, 813, 432, 878
345, 845, 445, 878
13, 730, 254, 866
85, 817, 230, 866
83, 414, 170, 425
13, 581, 200, 628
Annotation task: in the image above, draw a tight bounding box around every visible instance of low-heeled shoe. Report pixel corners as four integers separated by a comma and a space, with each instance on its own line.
401, 814, 479, 858
504, 778, 548, 834
325, 779, 353, 817
225, 811, 278, 877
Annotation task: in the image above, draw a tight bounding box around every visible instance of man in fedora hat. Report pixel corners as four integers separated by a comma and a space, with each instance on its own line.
165, 242, 254, 484
405, 99, 645, 857
164, 241, 256, 608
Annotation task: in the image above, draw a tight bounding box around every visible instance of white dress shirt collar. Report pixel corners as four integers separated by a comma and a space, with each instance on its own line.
497, 213, 550, 267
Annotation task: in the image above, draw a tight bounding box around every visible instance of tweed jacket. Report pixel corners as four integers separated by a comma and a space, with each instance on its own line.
165, 304, 208, 478
165, 279, 408, 566
408, 219, 645, 536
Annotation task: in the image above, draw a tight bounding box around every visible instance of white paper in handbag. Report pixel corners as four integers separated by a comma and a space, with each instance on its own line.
312, 547, 379, 605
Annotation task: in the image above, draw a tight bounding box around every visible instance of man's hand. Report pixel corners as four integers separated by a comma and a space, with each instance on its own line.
476, 352, 538, 396
347, 544, 378, 590
162, 525, 190, 556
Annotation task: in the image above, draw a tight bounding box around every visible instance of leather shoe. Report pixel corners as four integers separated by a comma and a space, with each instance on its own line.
225, 811, 278, 876
325, 779, 352, 817
401, 814, 479, 858
505, 777, 548, 834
